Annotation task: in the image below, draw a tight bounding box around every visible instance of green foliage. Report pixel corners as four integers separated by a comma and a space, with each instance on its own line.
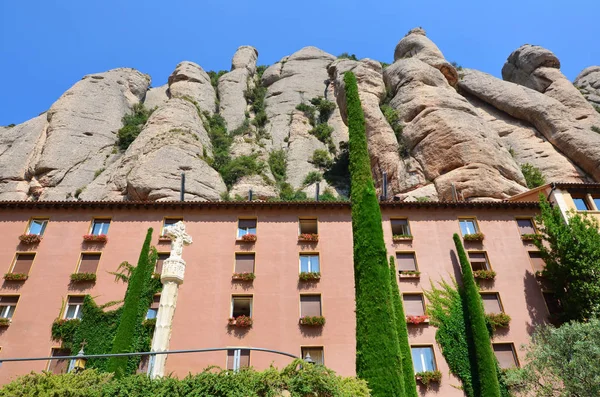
521, 163, 546, 189
221, 154, 266, 188
310, 97, 336, 124
312, 149, 333, 168
338, 53, 358, 61
107, 228, 157, 378
244, 84, 268, 129
51, 319, 81, 348
389, 257, 418, 396
380, 104, 408, 158
0, 361, 370, 397
5, 123, 16, 128
93, 168, 105, 179
502, 319, 600, 397
117, 103, 154, 150
203, 111, 233, 171
345, 71, 405, 396
453, 234, 501, 397
319, 188, 337, 202
296, 97, 337, 154
268, 150, 287, 184
592, 125, 600, 133
533, 195, 600, 322
278, 183, 308, 201
323, 141, 351, 193
295, 103, 316, 126
451, 61, 464, 71
207, 70, 227, 89
255, 65, 268, 80
593, 104, 600, 114
303, 171, 323, 186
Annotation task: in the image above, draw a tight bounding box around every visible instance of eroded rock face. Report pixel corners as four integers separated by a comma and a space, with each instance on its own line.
575, 66, 600, 108
34, 68, 150, 200
82, 98, 225, 201
459, 68, 600, 181
168, 61, 216, 115
219, 46, 258, 131
144, 84, 170, 109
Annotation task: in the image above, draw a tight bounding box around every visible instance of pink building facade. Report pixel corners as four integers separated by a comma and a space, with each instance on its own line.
0, 200, 549, 395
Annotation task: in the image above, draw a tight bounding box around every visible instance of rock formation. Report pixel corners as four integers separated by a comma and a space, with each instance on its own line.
1, 30, 598, 202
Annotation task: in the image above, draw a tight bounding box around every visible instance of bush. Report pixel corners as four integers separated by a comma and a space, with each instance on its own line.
453, 234, 500, 397
338, 52, 358, 61
207, 70, 227, 89
592, 125, 600, 133
268, 150, 287, 184
345, 71, 405, 396
221, 154, 266, 188
312, 149, 333, 168
310, 97, 336, 124
0, 361, 370, 397
380, 104, 408, 158
70, 272, 97, 283
485, 313, 511, 331
255, 65, 268, 80
521, 163, 545, 189
303, 171, 323, 186
279, 183, 308, 201
117, 103, 154, 150
309, 124, 334, 145
319, 188, 337, 202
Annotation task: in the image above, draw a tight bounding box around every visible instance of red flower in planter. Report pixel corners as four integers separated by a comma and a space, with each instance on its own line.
228, 315, 253, 327
406, 315, 429, 324
299, 316, 326, 326
82, 234, 108, 243
299, 272, 321, 281
19, 234, 42, 244
473, 270, 496, 280
3, 273, 28, 281
240, 234, 257, 242
232, 272, 256, 281
298, 233, 319, 242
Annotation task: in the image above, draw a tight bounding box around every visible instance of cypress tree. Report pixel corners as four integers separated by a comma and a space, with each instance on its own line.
389, 256, 419, 396
344, 71, 405, 396
107, 228, 155, 378
453, 234, 500, 397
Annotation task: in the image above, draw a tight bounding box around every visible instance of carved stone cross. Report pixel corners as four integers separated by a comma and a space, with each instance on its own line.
165, 221, 192, 259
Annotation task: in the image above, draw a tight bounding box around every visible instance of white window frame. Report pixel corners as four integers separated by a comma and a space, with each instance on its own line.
231, 349, 242, 371
90, 219, 110, 235
64, 300, 83, 320
0, 305, 15, 319
27, 219, 48, 236
411, 346, 436, 373
299, 254, 320, 273
231, 296, 253, 318
162, 218, 183, 235
237, 219, 257, 239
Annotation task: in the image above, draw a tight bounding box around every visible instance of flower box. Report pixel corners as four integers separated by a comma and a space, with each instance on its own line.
298, 233, 319, 242
415, 370, 442, 387
406, 315, 429, 325
486, 312, 511, 331
399, 270, 421, 279
299, 316, 326, 326
0, 318, 11, 327
473, 269, 496, 280
228, 315, 253, 328
142, 318, 156, 328
82, 234, 107, 243
392, 234, 413, 242
232, 272, 256, 281
521, 233, 540, 242
239, 234, 257, 242
463, 233, 485, 241
70, 272, 97, 283
19, 234, 42, 244
3, 273, 28, 281
299, 272, 321, 281
158, 235, 171, 242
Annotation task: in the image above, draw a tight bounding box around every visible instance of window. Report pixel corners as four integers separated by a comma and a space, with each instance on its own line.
237, 219, 257, 238
0, 296, 18, 319
77, 253, 100, 274
48, 348, 73, 374
300, 295, 322, 317
301, 347, 324, 365
481, 293, 503, 314
90, 219, 110, 235
516, 218, 536, 235
542, 292, 561, 316
231, 296, 252, 318
64, 296, 84, 320
396, 253, 417, 273
459, 218, 478, 236
403, 294, 425, 316
11, 253, 35, 275
162, 218, 183, 235
146, 295, 161, 320
391, 219, 411, 236
234, 253, 255, 274
593, 196, 600, 211
300, 254, 320, 273
155, 253, 169, 274
411, 346, 436, 373
299, 218, 318, 235
227, 349, 250, 371
528, 252, 546, 273
493, 343, 518, 369
468, 252, 490, 271
573, 197, 590, 211
27, 219, 48, 236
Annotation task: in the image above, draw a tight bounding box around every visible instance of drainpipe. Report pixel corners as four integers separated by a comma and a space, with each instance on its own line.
248, 189, 253, 201
180, 173, 185, 201
382, 172, 388, 201
315, 183, 320, 201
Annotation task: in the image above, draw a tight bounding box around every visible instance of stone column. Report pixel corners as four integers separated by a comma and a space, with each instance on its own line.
149, 222, 192, 379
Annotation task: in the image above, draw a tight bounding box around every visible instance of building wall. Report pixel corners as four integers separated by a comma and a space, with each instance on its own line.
0, 204, 549, 396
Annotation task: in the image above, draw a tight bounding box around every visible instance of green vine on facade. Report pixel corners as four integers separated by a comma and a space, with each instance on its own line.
345, 71, 405, 396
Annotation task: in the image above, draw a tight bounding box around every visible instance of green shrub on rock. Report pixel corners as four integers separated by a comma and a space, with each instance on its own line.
521, 163, 545, 189
117, 103, 154, 150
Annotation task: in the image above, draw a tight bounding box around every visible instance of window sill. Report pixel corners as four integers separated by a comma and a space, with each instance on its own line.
398, 273, 420, 279
392, 236, 413, 242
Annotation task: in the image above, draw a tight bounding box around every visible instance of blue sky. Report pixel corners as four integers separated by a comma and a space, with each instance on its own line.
1, 0, 598, 125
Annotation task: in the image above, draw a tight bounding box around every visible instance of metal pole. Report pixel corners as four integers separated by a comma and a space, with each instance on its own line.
248, 189, 253, 201
180, 173, 185, 201
382, 172, 388, 201
315, 182, 320, 201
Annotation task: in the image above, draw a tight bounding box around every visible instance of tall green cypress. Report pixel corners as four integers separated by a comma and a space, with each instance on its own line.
389, 256, 419, 397
344, 71, 405, 396
453, 234, 500, 397
107, 228, 155, 378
